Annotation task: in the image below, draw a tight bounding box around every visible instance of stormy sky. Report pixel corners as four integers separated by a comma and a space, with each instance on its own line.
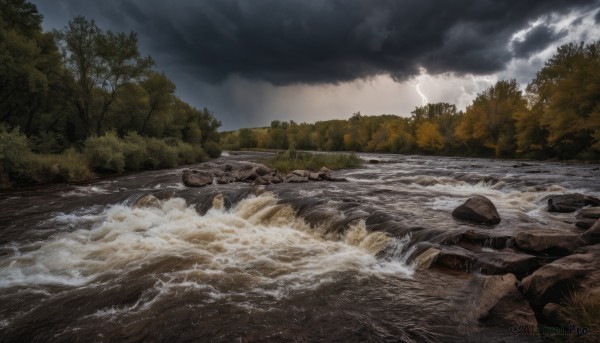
32, 0, 600, 130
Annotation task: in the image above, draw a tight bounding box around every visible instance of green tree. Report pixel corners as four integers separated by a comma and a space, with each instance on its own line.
56, 16, 153, 137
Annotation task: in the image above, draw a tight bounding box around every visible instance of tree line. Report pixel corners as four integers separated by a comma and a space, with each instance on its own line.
1, 0, 221, 186
223, 41, 600, 160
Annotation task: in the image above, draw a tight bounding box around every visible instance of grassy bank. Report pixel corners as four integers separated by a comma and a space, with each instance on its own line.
265, 149, 363, 173
1, 127, 220, 189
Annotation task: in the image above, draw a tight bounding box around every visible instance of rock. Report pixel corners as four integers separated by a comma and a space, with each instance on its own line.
515, 229, 586, 255
575, 218, 597, 229
582, 219, 600, 244
434, 248, 475, 271
291, 170, 309, 177
452, 195, 501, 225
460, 230, 512, 249
182, 169, 213, 187
368, 159, 380, 164
547, 193, 600, 213
254, 165, 272, 177
474, 274, 537, 328
217, 174, 235, 184
542, 303, 570, 326
133, 194, 161, 208
224, 164, 233, 172
285, 175, 309, 183
308, 173, 321, 181
153, 190, 175, 201
577, 207, 600, 219
475, 251, 539, 278
521, 247, 600, 310
318, 167, 332, 180
270, 174, 284, 184
414, 247, 440, 270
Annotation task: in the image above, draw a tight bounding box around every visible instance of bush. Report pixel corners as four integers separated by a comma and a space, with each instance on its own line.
266, 150, 363, 173
22, 149, 95, 183
122, 132, 150, 170
145, 137, 178, 168
203, 141, 222, 158
561, 290, 600, 342
0, 125, 31, 175
83, 131, 126, 173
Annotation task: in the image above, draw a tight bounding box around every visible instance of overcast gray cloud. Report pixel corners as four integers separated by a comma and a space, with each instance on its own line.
32, 0, 600, 129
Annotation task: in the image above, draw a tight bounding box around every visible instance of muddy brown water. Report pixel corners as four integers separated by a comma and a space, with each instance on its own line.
1, 152, 599, 342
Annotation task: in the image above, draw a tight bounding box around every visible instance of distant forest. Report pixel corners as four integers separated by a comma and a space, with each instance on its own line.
223, 41, 600, 161
1, 1, 221, 187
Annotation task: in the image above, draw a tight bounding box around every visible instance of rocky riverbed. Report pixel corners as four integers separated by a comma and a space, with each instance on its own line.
1, 152, 599, 342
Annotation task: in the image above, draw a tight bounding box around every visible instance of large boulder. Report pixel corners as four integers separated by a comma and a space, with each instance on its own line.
182, 169, 213, 187
521, 246, 600, 310
452, 195, 501, 225
515, 229, 586, 255
132, 194, 161, 208
473, 274, 537, 328
576, 208, 600, 229
547, 193, 600, 213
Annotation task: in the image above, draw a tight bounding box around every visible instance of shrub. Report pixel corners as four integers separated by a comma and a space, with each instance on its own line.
83, 131, 126, 173
266, 150, 363, 173
22, 149, 95, 183
203, 141, 222, 158
0, 125, 31, 175
145, 137, 178, 168
561, 290, 600, 342
122, 132, 150, 170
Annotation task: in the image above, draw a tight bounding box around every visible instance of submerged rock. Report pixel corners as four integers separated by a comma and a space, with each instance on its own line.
182, 169, 213, 187
132, 194, 161, 208
452, 195, 501, 225
547, 193, 600, 213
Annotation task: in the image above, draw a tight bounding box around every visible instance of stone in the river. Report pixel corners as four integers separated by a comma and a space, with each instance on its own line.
577, 207, 600, 219
318, 167, 333, 180
521, 244, 600, 310
133, 194, 160, 208
473, 274, 537, 328
414, 247, 441, 270
582, 218, 600, 245
368, 159, 380, 164
308, 173, 321, 181
285, 175, 309, 183
515, 229, 586, 255
452, 195, 501, 225
182, 169, 213, 187
475, 251, 539, 278
547, 193, 600, 213
291, 170, 309, 177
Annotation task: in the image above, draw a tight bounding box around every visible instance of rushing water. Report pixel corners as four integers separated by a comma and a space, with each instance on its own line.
1, 152, 599, 342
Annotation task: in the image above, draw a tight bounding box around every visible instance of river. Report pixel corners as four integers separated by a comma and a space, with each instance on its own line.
1, 152, 599, 342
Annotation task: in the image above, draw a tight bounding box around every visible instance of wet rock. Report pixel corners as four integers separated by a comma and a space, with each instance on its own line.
577, 207, 600, 219
270, 174, 284, 184
474, 274, 537, 328
133, 194, 161, 208
475, 251, 539, 278
547, 193, 600, 213
328, 177, 348, 182
368, 159, 380, 164
460, 230, 512, 249
291, 170, 309, 177
521, 246, 600, 310
452, 195, 501, 225
217, 174, 235, 184
153, 190, 175, 201
308, 173, 321, 181
434, 248, 475, 271
182, 169, 213, 187
414, 247, 440, 270
319, 167, 333, 180
576, 218, 597, 229
582, 219, 600, 244
515, 229, 586, 255
224, 164, 233, 172
285, 175, 309, 183
254, 165, 272, 177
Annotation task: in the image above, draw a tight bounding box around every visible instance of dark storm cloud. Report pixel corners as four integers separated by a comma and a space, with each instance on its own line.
35, 0, 599, 85
512, 25, 569, 58
595, 8, 600, 23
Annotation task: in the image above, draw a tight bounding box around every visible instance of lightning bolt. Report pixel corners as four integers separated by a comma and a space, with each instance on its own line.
415, 68, 428, 106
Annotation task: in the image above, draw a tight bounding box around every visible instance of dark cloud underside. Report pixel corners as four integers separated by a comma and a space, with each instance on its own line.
39, 0, 599, 85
